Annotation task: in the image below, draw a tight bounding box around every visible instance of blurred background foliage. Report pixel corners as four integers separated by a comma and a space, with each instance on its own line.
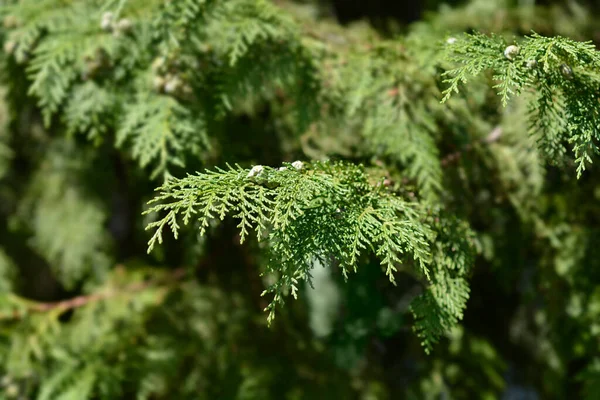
1, 0, 600, 398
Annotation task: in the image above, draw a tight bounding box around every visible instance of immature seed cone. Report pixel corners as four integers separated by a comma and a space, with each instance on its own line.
3, 41, 16, 55
151, 57, 166, 73
3, 15, 19, 29
164, 76, 182, 94
116, 18, 133, 32
153, 76, 166, 92
247, 165, 265, 178
560, 63, 573, 78
101, 12, 114, 31
503, 45, 520, 61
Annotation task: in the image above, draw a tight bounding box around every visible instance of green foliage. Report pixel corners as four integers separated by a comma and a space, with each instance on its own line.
1, 268, 188, 399
442, 31, 600, 176
14, 140, 113, 289
145, 161, 472, 346
410, 215, 475, 352
321, 41, 445, 202
116, 92, 208, 179
0, 0, 600, 398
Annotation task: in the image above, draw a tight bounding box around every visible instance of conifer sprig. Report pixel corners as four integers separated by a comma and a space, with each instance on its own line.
145, 161, 474, 347
145, 162, 433, 282
442, 32, 600, 176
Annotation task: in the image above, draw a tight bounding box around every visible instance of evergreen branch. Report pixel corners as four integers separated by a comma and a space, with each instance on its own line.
145, 161, 438, 323
442, 31, 600, 175
116, 92, 209, 179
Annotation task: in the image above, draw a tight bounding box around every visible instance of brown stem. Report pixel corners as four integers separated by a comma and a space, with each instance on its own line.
1, 268, 187, 320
